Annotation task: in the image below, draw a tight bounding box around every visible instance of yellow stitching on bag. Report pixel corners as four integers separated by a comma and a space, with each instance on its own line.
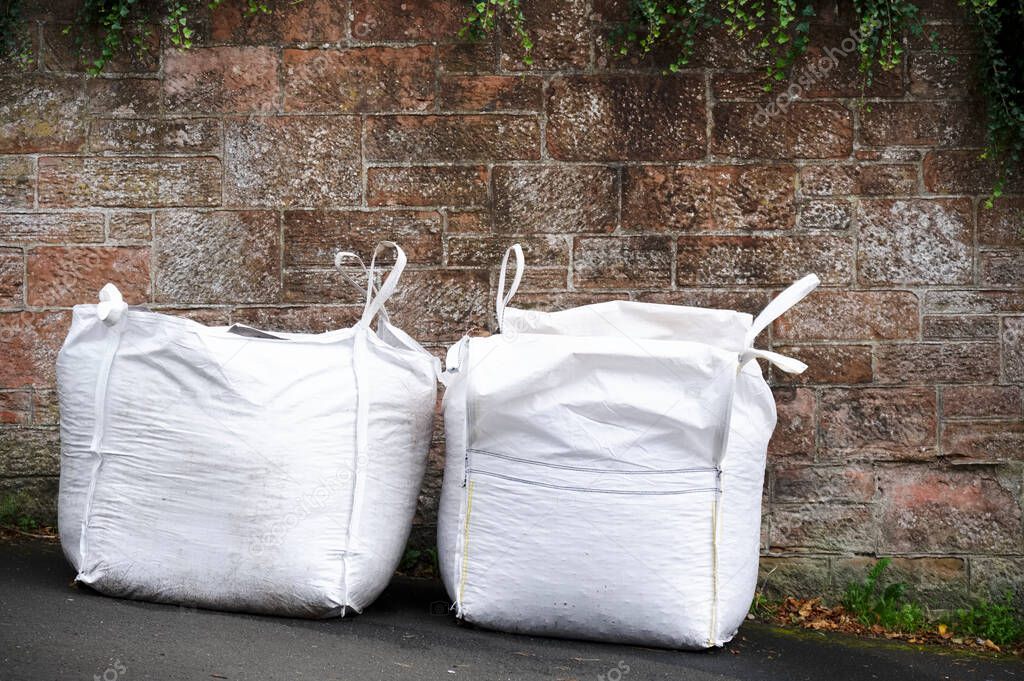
458, 479, 475, 607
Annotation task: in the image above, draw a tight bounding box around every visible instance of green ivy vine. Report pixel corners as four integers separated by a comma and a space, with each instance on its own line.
0, 0, 1020, 201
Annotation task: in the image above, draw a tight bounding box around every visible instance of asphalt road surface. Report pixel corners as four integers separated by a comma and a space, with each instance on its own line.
1, 541, 1019, 680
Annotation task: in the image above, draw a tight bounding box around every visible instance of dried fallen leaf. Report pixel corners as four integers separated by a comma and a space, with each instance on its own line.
983, 639, 1001, 652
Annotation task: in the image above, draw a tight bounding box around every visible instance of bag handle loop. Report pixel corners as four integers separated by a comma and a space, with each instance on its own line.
740, 274, 820, 374
495, 243, 524, 331
335, 241, 407, 327
97, 282, 128, 327
334, 250, 391, 325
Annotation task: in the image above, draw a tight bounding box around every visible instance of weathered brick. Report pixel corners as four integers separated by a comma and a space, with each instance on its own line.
712, 102, 852, 159
365, 115, 540, 162
878, 466, 1022, 553
283, 210, 442, 268
447, 235, 570, 268
757, 556, 831, 600
773, 464, 876, 503
547, 75, 706, 161
108, 212, 152, 241
0, 428, 59, 477
88, 118, 221, 153
386, 269, 490, 343
85, 78, 160, 116
224, 116, 360, 207
943, 422, 1024, 462
775, 290, 919, 341
38, 157, 222, 208
924, 150, 1023, 194
211, 0, 348, 43
280, 270, 366, 305
0, 247, 23, 307
676, 235, 853, 285
979, 198, 1024, 247
500, 0, 590, 71
32, 389, 59, 426
857, 199, 972, 285
351, 0, 463, 41
860, 102, 984, 148
784, 24, 903, 98
367, 167, 487, 207
446, 210, 491, 234
772, 344, 873, 385
637, 289, 772, 317
153, 211, 281, 304
833, 556, 970, 608
231, 306, 361, 334
506, 291, 622, 314
27, 246, 149, 306
981, 252, 1024, 286
922, 315, 998, 340
283, 47, 434, 113
768, 387, 816, 459
909, 51, 979, 98
441, 76, 541, 116
799, 164, 918, 196
438, 42, 497, 74
573, 236, 672, 289
0, 75, 86, 152
924, 290, 1024, 314
0, 213, 104, 244
492, 165, 617, 233
796, 200, 851, 230
0, 311, 69, 388
0, 157, 34, 208
820, 387, 937, 458
0, 391, 31, 424
875, 342, 1000, 385
970, 557, 1024, 606
770, 503, 875, 553
1004, 317, 1024, 383
164, 47, 279, 113
623, 165, 795, 231
41, 21, 159, 73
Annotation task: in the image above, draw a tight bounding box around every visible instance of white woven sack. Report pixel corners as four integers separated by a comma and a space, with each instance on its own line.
57, 242, 437, 617
438, 244, 818, 649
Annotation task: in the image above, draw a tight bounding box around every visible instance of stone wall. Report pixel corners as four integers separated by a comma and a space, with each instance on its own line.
1, 0, 1021, 606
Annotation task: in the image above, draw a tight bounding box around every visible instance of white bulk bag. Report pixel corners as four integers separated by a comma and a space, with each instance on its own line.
57, 242, 437, 617
438, 244, 818, 649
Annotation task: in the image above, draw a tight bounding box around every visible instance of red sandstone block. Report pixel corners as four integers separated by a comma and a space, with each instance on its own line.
978, 198, 1024, 247
874, 342, 1001, 385
943, 384, 1022, 419
499, 0, 590, 71
771, 344, 873, 385
385, 269, 490, 343
573, 236, 673, 289
774, 290, 919, 341
922, 315, 999, 340
878, 466, 1022, 553
770, 503, 875, 553
38, 157, 222, 208
857, 199, 972, 285
153, 211, 281, 305
981, 252, 1024, 286
712, 102, 852, 159
773, 464, 876, 503
924, 150, 1024, 194
799, 164, 918, 196
676, 235, 853, 285
547, 75, 706, 161
0, 247, 23, 307
447, 235, 570, 268
164, 46, 279, 114
923, 290, 1024, 314
0, 157, 35, 208
820, 387, 937, 458
0, 310, 70, 388
1004, 317, 1024, 383
365, 115, 540, 162
27, 246, 149, 306
41, 21, 159, 73
438, 75, 543, 112
366, 167, 488, 207
85, 78, 160, 116
0, 213, 104, 244
224, 115, 360, 207
623, 165, 795, 231
861, 102, 984, 148
768, 387, 816, 459
283, 210, 442, 268
909, 51, 979, 98
0, 391, 31, 424
88, 118, 221, 153
212, 0, 348, 43
943, 422, 1024, 462
107, 212, 153, 242
351, 0, 464, 42
283, 47, 435, 113
0, 75, 86, 152
492, 165, 618, 234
